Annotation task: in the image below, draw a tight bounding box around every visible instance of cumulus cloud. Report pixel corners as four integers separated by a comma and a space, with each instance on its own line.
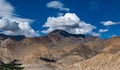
99, 29, 108, 32
0, 17, 38, 37
46, 1, 70, 11
101, 21, 120, 26
42, 13, 98, 36
0, 0, 14, 17
0, 0, 38, 37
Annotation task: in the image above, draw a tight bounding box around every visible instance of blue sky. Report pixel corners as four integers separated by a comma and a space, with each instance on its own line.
0, 0, 120, 38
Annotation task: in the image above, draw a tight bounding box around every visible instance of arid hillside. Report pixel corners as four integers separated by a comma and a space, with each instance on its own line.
0, 30, 120, 70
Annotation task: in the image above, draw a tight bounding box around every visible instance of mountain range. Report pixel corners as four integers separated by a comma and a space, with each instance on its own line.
0, 30, 120, 70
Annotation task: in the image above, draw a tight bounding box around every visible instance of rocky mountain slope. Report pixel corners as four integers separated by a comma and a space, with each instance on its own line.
0, 30, 120, 70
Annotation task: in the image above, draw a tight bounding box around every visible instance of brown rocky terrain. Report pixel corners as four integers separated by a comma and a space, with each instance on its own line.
0, 30, 120, 70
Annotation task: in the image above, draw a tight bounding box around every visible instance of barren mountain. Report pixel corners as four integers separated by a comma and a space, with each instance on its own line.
0, 30, 120, 70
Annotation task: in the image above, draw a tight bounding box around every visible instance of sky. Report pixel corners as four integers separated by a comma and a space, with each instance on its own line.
0, 0, 120, 38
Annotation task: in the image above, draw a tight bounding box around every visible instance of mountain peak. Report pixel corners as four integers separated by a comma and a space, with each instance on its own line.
49, 29, 86, 38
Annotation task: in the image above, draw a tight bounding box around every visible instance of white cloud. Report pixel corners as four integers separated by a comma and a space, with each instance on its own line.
99, 29, 108, 32
0, 0, 38, 37
0, 0, 14, 17
110, 34, 117, 37
47, 1, 70, 11
42, 13, 98, 36
90, 32, 100, 36
101, 21, 120, 26
0, 17, 39, 37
